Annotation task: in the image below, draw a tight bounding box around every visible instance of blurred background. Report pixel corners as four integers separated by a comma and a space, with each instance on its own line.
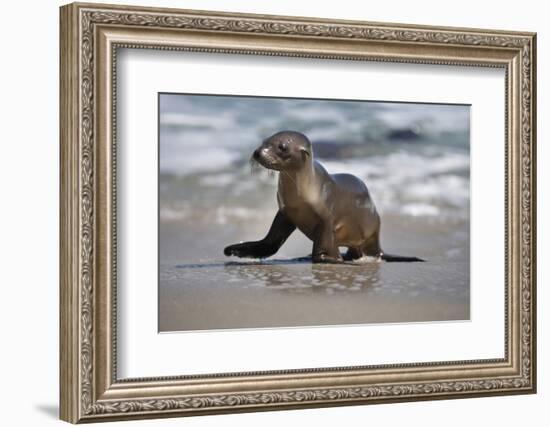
160, 94, 470, 227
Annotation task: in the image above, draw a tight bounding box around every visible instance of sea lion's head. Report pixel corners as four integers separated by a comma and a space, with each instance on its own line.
252, 130, 312, 171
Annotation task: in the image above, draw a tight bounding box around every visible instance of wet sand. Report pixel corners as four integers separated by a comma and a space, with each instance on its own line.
159, 217, 470, 332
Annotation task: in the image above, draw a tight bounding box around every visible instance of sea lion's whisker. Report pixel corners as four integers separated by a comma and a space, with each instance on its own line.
249, 155, 262, 174
249, 154, 278, 178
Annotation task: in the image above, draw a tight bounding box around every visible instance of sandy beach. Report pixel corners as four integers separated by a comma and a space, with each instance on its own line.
159, 215, 469, 332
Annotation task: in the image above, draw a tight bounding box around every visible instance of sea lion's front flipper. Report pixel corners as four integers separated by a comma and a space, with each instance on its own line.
311, 220, 342, 263
224, 211, 295, 259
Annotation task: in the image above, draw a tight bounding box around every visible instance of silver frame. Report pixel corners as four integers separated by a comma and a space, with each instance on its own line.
60, 2, 536, 423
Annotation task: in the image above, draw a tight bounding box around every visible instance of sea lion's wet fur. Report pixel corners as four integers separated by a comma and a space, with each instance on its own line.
225, 131, 423, 263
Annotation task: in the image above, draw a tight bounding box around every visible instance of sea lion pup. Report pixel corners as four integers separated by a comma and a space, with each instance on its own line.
224, 131, 424, 263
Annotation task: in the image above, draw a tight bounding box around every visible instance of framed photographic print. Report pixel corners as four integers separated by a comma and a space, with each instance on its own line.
59, 2, 537, 423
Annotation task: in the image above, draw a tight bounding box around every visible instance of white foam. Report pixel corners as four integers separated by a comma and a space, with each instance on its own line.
160, 112, 235, 129
160, 203, 265, 224
161, 147, 239, 175
401, 203, 440, 216
199, 173, 236, 187
323, 149, 469, 218
215, 206, 259, 224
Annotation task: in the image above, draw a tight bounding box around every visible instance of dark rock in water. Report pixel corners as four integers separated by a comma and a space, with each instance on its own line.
387, 127, 421, 141
311, 140, 359, 159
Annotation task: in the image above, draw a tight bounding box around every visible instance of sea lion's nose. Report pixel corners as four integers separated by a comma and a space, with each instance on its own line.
253, 149, 261, 160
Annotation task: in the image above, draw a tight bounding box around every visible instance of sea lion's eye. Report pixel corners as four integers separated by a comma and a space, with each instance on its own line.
278, 142, 288, 152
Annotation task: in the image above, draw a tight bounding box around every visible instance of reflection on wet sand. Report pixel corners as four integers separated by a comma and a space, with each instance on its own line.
175, 256, 382, 294
160, 254, 469, 332
222, 261, 381, 294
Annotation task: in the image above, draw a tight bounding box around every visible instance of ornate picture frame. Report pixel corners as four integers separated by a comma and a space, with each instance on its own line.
60, 2, 536, 423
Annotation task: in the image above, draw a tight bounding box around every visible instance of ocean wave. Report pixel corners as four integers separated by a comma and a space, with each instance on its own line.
160, 146, 470, 222
321, 149, 469, 213
159, 95, 470, 176
160, 203, 268, 224
159, 95, 470, 220
376, 103, 470, 134
160, 112, 235, 129
161, 146, 241, 175
400, 203, 441, 217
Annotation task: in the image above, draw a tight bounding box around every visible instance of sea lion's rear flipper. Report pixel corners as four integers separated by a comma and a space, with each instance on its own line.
224, 211, 295, 259
381, 253, 425, 262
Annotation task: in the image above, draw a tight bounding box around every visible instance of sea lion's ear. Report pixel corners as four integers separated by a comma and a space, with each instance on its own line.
300, 148, 310, 160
